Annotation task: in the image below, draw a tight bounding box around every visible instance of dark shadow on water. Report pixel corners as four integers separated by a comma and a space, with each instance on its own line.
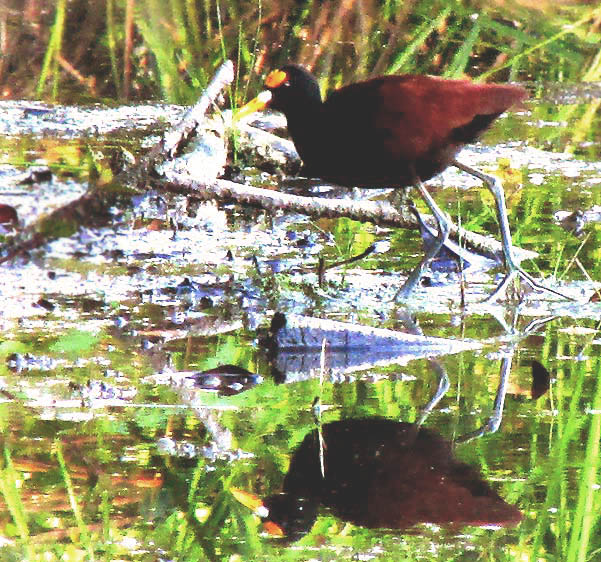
258, 417, 523, 542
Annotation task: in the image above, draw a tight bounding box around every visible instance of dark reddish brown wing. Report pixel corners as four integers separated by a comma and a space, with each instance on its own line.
323, 75, 526, 165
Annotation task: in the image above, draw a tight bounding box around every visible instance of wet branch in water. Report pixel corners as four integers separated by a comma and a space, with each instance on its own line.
158, 174, 536, 263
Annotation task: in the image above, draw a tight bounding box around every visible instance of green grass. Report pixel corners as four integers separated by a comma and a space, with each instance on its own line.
9, 1, 599, 105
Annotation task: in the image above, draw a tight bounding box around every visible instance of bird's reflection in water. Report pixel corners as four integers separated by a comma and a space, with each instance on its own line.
260, 417, 522, 541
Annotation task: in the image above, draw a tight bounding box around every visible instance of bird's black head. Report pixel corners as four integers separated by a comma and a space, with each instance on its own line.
264, 64, 322, 115
262, 493, 319, 542
235, 64, 322, 125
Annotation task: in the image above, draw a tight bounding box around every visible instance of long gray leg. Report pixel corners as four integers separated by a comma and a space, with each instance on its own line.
452, 159, 571, 301
395, 176, 450, 299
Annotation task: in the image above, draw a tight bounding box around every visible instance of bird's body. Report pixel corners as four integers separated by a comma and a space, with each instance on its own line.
245, 418, 522, 540
273, 68, 525, 188
237, 65, 569, 301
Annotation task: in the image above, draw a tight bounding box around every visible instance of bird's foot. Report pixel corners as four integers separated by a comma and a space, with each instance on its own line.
486, 267, 574, 303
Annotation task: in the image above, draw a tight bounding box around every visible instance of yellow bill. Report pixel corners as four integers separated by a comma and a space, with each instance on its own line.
233, 90, 273, 122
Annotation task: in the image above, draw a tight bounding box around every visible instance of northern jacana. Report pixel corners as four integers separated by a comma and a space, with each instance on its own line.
234, 418, 522, 540
237, 64, 568, 300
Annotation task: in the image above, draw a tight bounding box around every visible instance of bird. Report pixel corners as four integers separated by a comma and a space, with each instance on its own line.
233, 418, 522, 541
236, 64, 569, 301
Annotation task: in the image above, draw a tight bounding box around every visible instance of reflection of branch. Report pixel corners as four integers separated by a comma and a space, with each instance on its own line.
0, 190, 116, 264
267, 313, 480, 384
157, 173, 537, 263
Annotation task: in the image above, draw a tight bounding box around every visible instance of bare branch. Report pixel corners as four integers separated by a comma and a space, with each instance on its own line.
157, 173, 537, 263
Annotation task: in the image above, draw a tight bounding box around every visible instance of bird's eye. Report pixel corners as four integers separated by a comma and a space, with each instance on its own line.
265, 69, 289, 89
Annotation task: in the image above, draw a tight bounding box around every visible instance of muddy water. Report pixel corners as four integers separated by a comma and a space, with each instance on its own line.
0, 92, 600, 560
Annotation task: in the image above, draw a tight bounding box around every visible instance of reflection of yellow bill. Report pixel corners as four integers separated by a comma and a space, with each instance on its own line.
262, 520, 285, 537
230, 486, 265, 512
230, 487, 285, 536
233, 90, 272, 122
